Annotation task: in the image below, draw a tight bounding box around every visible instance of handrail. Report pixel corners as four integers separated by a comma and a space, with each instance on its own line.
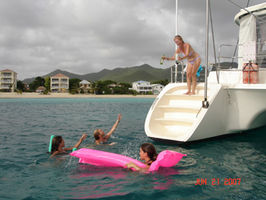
215, 41, 266, 84
218, 42, 266, 67
202, 0, 209, 109
170, 61, 186, 83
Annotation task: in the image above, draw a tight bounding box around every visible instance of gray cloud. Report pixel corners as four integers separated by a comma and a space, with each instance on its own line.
0, 0, 265, 80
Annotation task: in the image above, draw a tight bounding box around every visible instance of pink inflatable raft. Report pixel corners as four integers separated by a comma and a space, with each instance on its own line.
70, 148, 186, 172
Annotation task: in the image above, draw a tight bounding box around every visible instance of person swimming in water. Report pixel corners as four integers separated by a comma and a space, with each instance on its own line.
50, 134, 87, 157
162, 35, 201, 95
125, 143, 158, 172
93, 114, 121, 145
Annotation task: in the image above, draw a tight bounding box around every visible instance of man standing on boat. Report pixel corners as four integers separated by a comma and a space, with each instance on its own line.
162, 35, 201, 95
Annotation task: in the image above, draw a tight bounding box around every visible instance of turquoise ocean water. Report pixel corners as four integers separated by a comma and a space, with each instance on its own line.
0, 98, 265, 200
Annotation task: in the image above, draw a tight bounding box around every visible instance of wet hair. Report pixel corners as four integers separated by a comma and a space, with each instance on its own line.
141, 143, 158, 162
51, 136, 63, 154
94, 129, 101, 140
174, 35, 184, 43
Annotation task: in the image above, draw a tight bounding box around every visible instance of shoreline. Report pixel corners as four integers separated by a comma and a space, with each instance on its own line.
0, 92, 157, 99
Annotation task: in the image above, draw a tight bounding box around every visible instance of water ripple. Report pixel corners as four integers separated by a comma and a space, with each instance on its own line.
0, 98, 265, 199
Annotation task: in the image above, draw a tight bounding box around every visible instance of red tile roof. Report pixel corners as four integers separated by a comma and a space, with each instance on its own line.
50, 73, 69, 78
0, 69, 17, 73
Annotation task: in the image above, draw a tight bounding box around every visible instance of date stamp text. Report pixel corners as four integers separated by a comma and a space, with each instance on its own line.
195, 178, 241, 186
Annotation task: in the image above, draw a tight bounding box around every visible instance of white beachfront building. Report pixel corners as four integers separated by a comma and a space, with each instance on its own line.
151, 84, 164, 95
50, 73, 69, 92
36, 86, 46, 93
0, 69, 17, 92
131, 81, 164, 94
131, 81, 152, 94
79, 80, 91, 93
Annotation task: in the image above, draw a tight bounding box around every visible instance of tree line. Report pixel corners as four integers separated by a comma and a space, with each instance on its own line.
15, 77, 169, 94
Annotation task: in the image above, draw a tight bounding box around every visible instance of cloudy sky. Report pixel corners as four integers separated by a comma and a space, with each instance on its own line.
0, 0, 265, 80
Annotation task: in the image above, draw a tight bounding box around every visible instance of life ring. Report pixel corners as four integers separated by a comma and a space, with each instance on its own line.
48, 135, 55, 153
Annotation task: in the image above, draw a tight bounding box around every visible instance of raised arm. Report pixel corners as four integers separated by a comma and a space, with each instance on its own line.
64, 134, 87, 151
104, 114, 121, 140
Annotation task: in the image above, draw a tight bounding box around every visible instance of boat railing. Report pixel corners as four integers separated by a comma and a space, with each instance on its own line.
218, 42, 266, 68
170, 61, 210, 83
168, 42, 266, 84
218, 44, 241, 70
170, 61, 186, 83
216, 42, 266, 83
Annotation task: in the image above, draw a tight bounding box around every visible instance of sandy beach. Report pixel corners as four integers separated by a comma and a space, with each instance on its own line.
0, 92, 157, 99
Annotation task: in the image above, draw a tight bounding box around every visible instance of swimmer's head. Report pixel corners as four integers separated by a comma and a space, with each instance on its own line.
93, 129, 104, 141
140, 143, 157, 162
51, 136, 64, 154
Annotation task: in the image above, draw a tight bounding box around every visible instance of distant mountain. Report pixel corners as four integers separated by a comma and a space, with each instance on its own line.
82, 68, 115, 81
23, 64, 171, 84
22, 62, 237, 84
23, 69, 86, 84
99, 64, 170, 83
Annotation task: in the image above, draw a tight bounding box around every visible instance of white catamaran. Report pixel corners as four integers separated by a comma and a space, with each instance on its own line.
145, 2, 266, 142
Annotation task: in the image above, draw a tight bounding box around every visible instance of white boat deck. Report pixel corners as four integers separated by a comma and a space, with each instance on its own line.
146, 83, 208, 141
145, 3, 266, 142
144, 81, 225, 142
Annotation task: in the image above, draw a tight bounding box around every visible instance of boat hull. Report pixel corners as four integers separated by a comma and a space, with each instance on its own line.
145, 82, 266, 142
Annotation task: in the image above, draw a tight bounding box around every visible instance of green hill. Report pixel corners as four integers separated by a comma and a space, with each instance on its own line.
23, 64, 170, 84
100, 64, 170, 82
22, 62, 237, 84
